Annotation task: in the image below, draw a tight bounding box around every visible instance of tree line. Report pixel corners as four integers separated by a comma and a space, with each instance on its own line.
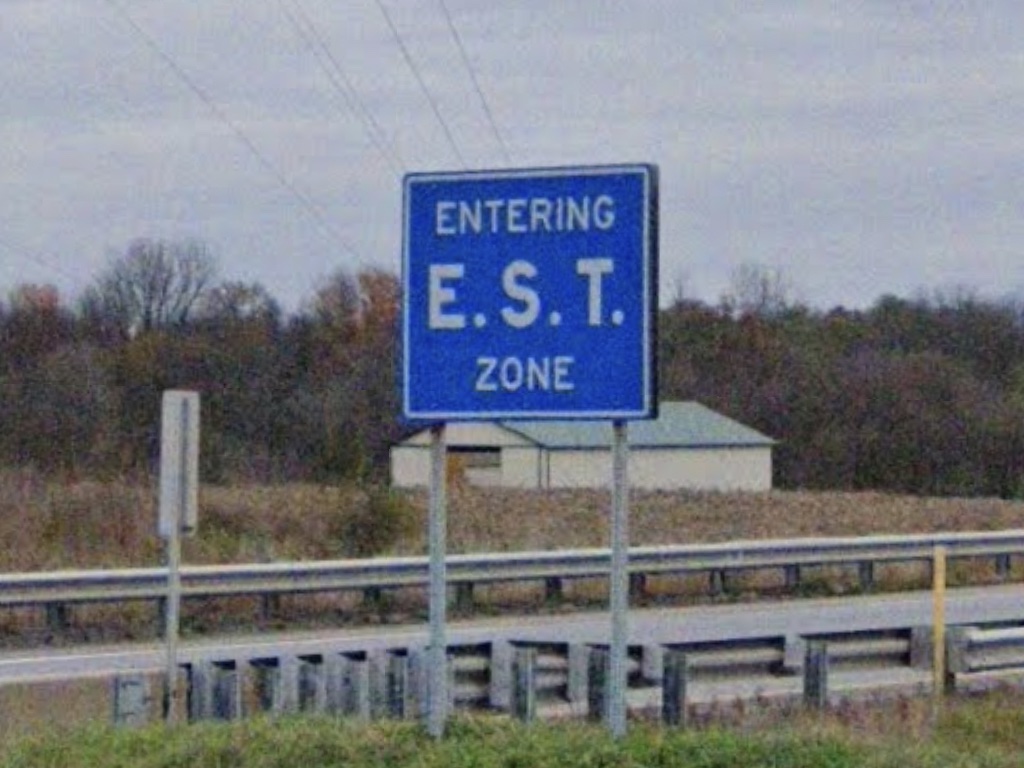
3, 238, 1024, 498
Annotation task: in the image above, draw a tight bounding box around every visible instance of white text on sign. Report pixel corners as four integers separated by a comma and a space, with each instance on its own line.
435, 194, 615, 236
428, 258, 619, 330
475, 356, 575, 393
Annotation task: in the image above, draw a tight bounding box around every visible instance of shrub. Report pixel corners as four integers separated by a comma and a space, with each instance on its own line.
336, 485, 417, 558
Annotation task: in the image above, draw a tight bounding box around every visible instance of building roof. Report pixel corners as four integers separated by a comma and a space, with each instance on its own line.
499, 401, 774, 449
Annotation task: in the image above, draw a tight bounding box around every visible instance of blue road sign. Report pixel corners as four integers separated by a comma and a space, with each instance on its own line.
402, 164, 658, 421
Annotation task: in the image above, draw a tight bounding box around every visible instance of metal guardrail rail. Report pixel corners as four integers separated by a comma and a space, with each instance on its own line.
120, 626, 941, 725
1, 529, 1022, 609
948, 626, 1024, 675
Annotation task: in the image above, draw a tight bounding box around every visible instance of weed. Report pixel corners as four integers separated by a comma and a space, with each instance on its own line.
334, 484, 417, 559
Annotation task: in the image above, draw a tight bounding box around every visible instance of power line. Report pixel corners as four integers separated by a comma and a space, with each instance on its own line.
102, 0, 367, 264
372, 0, 468, 169
437, 0, 512, 165
279, 0, 406, 177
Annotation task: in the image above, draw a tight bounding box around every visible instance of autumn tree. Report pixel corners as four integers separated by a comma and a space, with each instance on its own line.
80, 238, 217, 342
721, 263, 796, 318
190, 281, 287, 481
0, 284, 76, 375
0, 285, 103, 471
281, 267, 401, 481
1, 344, 117, 473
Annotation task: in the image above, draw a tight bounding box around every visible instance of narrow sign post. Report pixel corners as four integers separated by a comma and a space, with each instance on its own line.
159, 390, 199, 723
608, 420, 630, 737
427, 424, 448, 737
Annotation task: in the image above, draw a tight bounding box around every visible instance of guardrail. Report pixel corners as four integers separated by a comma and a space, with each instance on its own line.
5, 529, 1024, 632
110, 617, 1024, 727
113, 625, 950, 726
947, 626, 1024, 679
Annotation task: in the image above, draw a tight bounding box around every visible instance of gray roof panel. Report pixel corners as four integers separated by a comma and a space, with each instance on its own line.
500, 401, 774, 449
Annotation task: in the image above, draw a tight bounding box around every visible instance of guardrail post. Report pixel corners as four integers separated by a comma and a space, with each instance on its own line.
186, 662, 213, 721
587, 646, 610, 723
363, 586, 384, 612
323, 654, 345, 715
661, 648, 689, 727
910, 626, 934, 669
709, 569, 727, 597
212, 661, 242, 720
629, 573, 647, 601
161, 665, 189, 721
510, 644, 537, 722
944, 627, 970, 693
567, 643, 590, 704
857, 562, 875, 591
455, 583, 474, 614
408, 648, 432, 719
803, 640, 828, 710
251, 659, 274, 712
112, 674, 152, 727
544, 577, 564, 604
641, 644, 663, 683
384, 651, 411, 719
278, 656, 300, 714
259, 594, 281, 624
336, 652, 371, 718
367, 650, 387, 718
995, 554, 1012, 580
250, 657, 299, 715
45, 603, 70, 636
784, 565, 802, 590
488, 640, 512, 710
155, 597, 168, 638
298, 655, 326, 713
782, 634, 806, 675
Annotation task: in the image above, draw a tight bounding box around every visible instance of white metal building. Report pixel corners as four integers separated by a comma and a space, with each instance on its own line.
390, 401, 774, 491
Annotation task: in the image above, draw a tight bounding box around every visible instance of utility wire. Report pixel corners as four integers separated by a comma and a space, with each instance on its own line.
280, 0, 405, 177
102, 0, 366, 264
373, 0, 468, 169
437, 0, 511, 165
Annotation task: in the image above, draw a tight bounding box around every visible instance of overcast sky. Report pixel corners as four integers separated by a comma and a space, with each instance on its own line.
2, 1, 1023, 313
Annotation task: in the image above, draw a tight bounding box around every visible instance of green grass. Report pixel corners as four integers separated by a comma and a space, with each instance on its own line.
0, 716, 870, 768
6, 698, 1024, 768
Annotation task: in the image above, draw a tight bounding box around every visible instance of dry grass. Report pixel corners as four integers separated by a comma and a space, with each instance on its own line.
0, 469, 158, 571
439, 485, 1024, 553
4, 468, 1024, 572
3, 469, 1024, 640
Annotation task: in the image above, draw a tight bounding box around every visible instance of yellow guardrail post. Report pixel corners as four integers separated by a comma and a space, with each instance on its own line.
932, 545, 947, 714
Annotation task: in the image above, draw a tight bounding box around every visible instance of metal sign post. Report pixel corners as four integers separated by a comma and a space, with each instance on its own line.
162, 502, 183, 723
427, 424, 448, 738
158, 390, 199, 723
932, 544, 947, 717
608, 420, 630, 737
